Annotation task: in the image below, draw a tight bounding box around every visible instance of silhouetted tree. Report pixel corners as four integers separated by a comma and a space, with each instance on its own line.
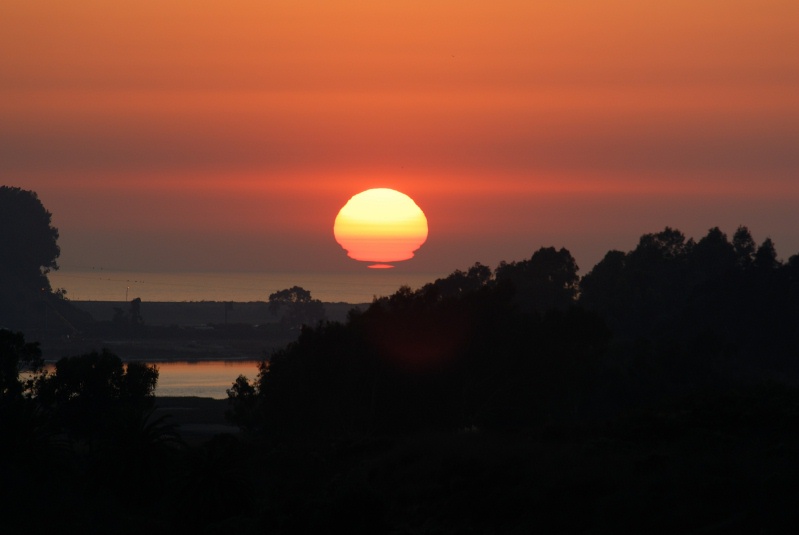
0, 187, 90, 334
788, 254, 799, 289
690, 227, 736, 282
417, 262, 493, 301
34, 349, 158, 444
732, 225, 756, 268
212, 237, 799, 532
495, 246, 579, 312
580, 225, 799, 384
0, 186, 60, 288
1, 330, 73, 532
580, 227, 696, 338
226, 372, 262, 432
112, 297, 145, 329
0, 328, 43, 400
269, 286, 326, 329
577, 249, 627, 327
231, 257, 614, 438
635, 226, 694, 261
0, 329, 57, 479
130, 297, 144, 326
754, 237, 779, 272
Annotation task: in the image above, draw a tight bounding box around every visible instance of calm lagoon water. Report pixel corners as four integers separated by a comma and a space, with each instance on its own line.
155, 360, 261, 400
46, 270, 447, 398
35, 360, 254, 400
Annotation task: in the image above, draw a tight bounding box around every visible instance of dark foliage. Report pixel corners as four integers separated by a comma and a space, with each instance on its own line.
33, 349, 160, 445
211, 226, 799, 532
0, 328, 43, 399
226, 228, 799, 447
268, 285, 326, 329
0, 337, 187, 533
0, 185, 92, 334
5, 218, 799, 533
579, 226, 799, 384
0, 185, 60, 286
235, 251, 607, 442
495, 246, 580, 312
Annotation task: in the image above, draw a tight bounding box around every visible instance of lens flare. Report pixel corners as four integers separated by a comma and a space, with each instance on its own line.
334, 188, 428, 267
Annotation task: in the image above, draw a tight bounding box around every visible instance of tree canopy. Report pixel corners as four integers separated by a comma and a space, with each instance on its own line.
0, 328, 43, 401
268, 286, 326, 328
0, 186, 60, 288
579, 226, 799, 362
3, 223, 799, 533
0, 186, 93, 333
33, 349, 159, 442
229, 226, 799, 443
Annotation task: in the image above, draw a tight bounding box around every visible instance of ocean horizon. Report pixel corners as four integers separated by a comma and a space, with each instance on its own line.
48, 268, 445, 304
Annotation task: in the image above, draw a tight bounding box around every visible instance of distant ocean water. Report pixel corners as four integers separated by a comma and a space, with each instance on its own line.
48, 269, 444, 304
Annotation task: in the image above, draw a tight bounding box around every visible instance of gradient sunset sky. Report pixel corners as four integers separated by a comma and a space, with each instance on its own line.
2, 1, 797, 276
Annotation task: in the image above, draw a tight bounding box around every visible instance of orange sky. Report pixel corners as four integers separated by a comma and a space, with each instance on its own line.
2, 1, 798, 277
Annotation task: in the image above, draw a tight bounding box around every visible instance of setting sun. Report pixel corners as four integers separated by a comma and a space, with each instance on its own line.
334, 188, 428, 268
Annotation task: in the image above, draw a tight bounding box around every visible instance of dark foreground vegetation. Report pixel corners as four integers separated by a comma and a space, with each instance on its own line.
4, 186, 799, 532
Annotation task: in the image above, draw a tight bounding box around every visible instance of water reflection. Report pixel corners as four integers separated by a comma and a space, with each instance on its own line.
155, 360, 261, 399
33, 360, 260, 399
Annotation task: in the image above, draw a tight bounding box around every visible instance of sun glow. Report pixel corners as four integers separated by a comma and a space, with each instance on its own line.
334, 188, 428, 268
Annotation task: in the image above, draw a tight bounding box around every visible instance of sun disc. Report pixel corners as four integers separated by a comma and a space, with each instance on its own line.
334, 188, 428, 265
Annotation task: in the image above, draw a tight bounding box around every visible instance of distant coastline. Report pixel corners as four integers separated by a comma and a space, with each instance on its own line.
48, 269, 441, 303
38, 299, 368, 362
69, 299, 367, 326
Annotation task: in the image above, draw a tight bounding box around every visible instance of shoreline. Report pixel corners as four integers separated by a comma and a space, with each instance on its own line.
35, 299, 370, 361
69, 299, 368, 326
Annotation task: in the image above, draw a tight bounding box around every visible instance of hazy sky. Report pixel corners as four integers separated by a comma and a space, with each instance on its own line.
2, 1, 797, 277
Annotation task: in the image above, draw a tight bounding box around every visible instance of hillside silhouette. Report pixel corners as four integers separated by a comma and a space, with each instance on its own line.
5, 200, 799, 532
